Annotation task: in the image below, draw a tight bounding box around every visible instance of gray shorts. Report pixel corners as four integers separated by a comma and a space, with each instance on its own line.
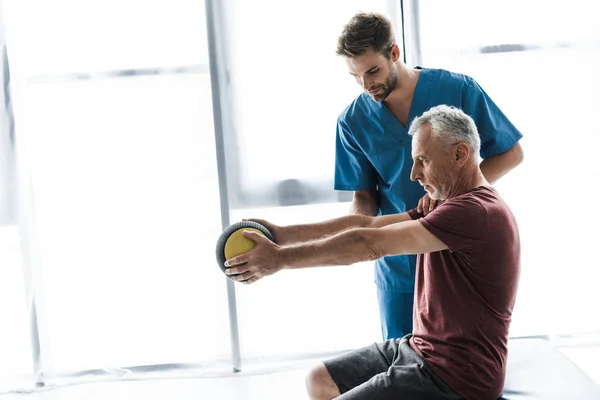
323, 335, 463, 400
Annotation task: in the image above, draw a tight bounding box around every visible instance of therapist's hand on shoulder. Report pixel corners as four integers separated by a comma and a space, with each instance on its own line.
417, 193, 442, 216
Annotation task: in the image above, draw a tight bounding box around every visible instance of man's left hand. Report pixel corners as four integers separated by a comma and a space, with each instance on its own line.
224, 230, 283, 284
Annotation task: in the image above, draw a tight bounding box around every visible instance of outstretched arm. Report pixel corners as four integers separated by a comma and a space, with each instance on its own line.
249, 210, 412, 246
224, 218, 446, 284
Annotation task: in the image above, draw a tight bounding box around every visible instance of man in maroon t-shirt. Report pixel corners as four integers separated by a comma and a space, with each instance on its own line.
224, 105, 521, 400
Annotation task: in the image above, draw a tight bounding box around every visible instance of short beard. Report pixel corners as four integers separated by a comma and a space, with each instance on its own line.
373, 65, 398, 101
429, 170, 453, 201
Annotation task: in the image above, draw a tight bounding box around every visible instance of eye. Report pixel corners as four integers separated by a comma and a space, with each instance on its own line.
369, 69, 379, 75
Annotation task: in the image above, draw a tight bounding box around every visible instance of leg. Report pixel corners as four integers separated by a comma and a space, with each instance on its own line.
336, 337, 462, 400
305, 363, 341, 400
306, 340, 395, 400
376, 289, 414, 340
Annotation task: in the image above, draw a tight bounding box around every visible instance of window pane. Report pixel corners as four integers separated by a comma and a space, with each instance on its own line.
222, 0, 399, 359
2, 0, 208, 76
418, 0, 600, 336
0, 227, 33, 391
223, 0, 400, 208
14, 73, 230, 373
231, 204, 381, 358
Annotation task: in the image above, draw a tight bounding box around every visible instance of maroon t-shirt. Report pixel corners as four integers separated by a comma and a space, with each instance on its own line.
407, 186, 520, 400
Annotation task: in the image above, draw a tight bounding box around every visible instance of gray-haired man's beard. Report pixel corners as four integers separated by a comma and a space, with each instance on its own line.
429, 174, 453, 201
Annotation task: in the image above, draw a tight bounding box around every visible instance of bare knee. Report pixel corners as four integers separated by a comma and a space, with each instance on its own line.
305, 362, 341, 400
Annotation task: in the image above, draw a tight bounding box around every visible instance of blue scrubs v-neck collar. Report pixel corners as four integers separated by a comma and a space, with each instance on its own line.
372, 67, 431, 135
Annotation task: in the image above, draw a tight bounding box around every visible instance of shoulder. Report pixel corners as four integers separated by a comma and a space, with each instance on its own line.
420, 67, 477, 90
337, 93, 376, 127
456, 186, 499, 205
437, 186, 498, 216
444, 186, 511, 220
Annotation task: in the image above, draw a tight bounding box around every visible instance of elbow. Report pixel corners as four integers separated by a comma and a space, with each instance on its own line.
356, 230, 386, 262
352, 190, 379, 216
364, 216, 381, 229
511, 142, 524, 168
354, 214, 375, 228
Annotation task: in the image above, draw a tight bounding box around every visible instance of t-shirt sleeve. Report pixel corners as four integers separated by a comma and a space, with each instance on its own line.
415, 197, 488, 252
334, 118, 377, 191
462, 77, 523, 159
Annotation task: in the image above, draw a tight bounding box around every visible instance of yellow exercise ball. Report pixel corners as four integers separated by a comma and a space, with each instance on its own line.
223, 228, 266, 260
216, 221, 274, 276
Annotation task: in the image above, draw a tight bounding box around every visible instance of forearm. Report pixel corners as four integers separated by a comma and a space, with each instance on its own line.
480, 157, 512, 184
279, 228, 378, 269
349, 189, 379, 216
279, 215, 372, 245
480, 143, 524, 184
350, 200, 377, 216
277, 210, 412, 246
277, 190, 378, 245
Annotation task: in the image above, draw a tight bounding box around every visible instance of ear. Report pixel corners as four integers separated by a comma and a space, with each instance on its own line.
455, 142, 470, 167
390, 44, 401, 62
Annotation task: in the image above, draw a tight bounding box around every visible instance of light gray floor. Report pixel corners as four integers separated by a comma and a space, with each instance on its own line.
0, 347, 598, 400
0, 367, 311, 400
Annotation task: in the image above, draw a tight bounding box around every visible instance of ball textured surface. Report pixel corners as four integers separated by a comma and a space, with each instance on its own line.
215, 221, 275, 276
223, 228, 265, 260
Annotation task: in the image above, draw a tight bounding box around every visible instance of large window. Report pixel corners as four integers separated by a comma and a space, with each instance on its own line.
3, 0, 231, 382
2, 0, 404, 388
221, 0, 403, 359
220, 0, 402, 209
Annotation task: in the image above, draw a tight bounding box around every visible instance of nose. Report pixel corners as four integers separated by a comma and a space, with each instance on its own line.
410, 163, 420, 182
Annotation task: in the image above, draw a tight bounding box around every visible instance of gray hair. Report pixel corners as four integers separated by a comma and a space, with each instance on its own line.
408, 105, 481, 155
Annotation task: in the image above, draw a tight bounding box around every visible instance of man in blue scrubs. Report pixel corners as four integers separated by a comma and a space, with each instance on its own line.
335, 12, 524, 340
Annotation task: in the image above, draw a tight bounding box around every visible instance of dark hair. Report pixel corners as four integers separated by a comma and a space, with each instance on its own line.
336, 12, 396, 58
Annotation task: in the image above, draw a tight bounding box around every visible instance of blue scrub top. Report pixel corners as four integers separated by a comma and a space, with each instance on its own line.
335, 67, 523, 292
